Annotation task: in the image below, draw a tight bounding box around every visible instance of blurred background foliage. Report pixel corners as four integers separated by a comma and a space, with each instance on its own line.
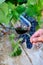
0, 0, 43, 27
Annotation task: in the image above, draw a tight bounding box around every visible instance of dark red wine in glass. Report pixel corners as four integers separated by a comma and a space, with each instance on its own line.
15, 26, 29, 34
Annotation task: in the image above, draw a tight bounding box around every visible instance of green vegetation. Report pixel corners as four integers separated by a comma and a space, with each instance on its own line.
9, 34, 22, 56
0, 0, 43, 56
26, 0, 43, 26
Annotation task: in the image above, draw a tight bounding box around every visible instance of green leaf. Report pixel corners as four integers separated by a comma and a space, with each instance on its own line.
0, 2, 8, 16
0, 2, 13, 25
18, 0, 24, 2
0, 9, 9, 25
25, 5, 38, 17
7, 2, 15, 10
16, 5, 26, 14
10, 47, 22, 56
11, 40, 15, 49
7, 2, 19, 21
12, 10, 19, 21
27, 0, 38, 5
9, 34, 15, 40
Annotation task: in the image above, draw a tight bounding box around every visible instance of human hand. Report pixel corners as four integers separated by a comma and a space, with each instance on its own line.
30, 29, 43, 44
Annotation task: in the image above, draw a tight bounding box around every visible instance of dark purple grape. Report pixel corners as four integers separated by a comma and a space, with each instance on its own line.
26, 39, 32, 49
25, 34, 32, 49
18, 34, 32, 49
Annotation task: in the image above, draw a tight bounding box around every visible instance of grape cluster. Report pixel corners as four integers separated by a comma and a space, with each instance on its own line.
19, 13, 38, 49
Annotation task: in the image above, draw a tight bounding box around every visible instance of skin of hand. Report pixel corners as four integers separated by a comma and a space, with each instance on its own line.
30, 29, 43, 44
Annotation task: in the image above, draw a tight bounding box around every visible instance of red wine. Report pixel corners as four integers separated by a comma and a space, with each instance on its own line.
15, 27, 28, 34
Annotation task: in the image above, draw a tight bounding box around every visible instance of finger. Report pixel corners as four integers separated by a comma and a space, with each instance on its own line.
32, 36, 43, 43
30, 31, 40, 43
31, 29, 43, 38
30, 34, 39, 43
30, 29, 43, 43
31, 30, 40, 38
